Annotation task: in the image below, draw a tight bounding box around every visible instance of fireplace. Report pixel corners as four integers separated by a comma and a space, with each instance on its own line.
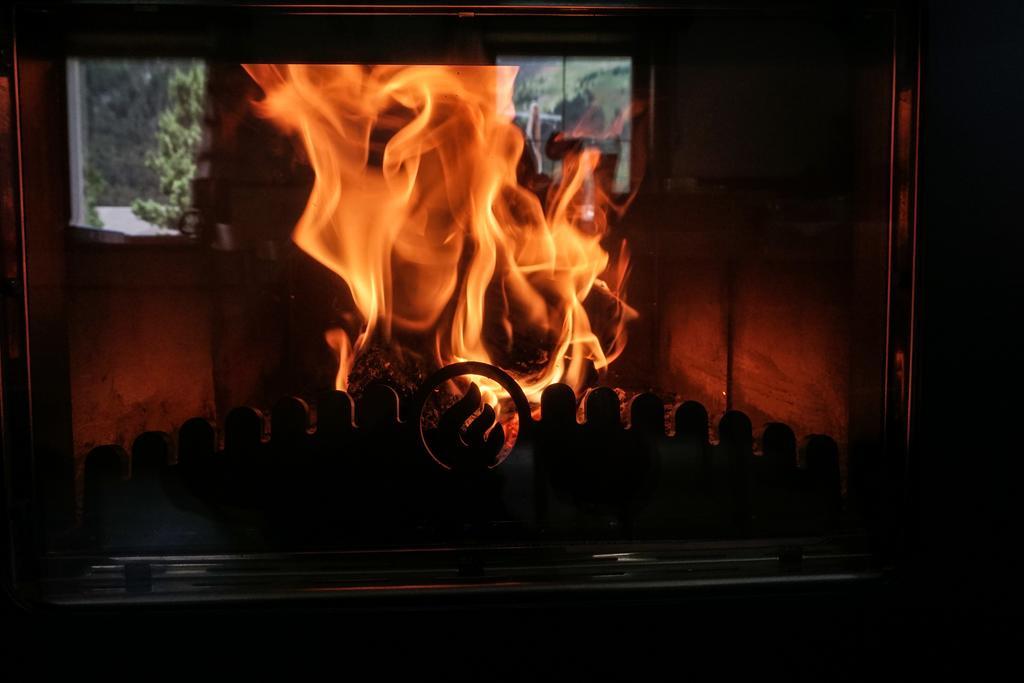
0, 2, 918, 605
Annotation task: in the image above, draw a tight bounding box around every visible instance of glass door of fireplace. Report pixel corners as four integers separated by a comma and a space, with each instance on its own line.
1, 3, 914, 603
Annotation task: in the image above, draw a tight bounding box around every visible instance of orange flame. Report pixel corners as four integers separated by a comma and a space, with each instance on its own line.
244, 64, 636, 408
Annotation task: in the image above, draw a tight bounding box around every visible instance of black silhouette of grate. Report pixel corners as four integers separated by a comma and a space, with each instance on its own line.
78, 362, 843, 553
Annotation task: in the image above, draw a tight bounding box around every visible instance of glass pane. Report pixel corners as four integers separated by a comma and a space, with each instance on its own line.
613, 140, 630, 194
74, 59, 206, 235
496, 55, 565, 177
564, 57, 632, 139
498, 55, 632, 191
21, 12, 894, 577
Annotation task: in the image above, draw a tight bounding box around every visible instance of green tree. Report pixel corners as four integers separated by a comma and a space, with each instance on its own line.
83, 162, 105, 227
131, 64, 206, 231
84, 60, 181, 205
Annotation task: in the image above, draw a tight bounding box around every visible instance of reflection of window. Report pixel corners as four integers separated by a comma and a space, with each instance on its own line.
67, 59, 206, 236
497, 55, 632, 193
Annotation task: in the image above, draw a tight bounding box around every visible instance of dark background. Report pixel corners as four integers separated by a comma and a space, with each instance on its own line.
911, 0, 1023, 616
4, 0, 1024, 674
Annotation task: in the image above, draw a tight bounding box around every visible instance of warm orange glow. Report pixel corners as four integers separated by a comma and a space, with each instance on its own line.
244, 64, 636, 409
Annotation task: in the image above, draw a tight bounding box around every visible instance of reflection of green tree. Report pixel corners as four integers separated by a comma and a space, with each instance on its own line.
131, 64, 206, 231
83, 163, 105, 227
568, 63, 631, 135
510, 62, 564, 116
511, 59, 630, 136
84, 60, 183, 205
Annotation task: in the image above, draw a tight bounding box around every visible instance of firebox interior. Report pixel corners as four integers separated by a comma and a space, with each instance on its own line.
2, 4, 914, 604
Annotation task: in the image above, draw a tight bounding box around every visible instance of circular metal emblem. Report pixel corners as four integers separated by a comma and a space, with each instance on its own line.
411, 361, 532, 471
